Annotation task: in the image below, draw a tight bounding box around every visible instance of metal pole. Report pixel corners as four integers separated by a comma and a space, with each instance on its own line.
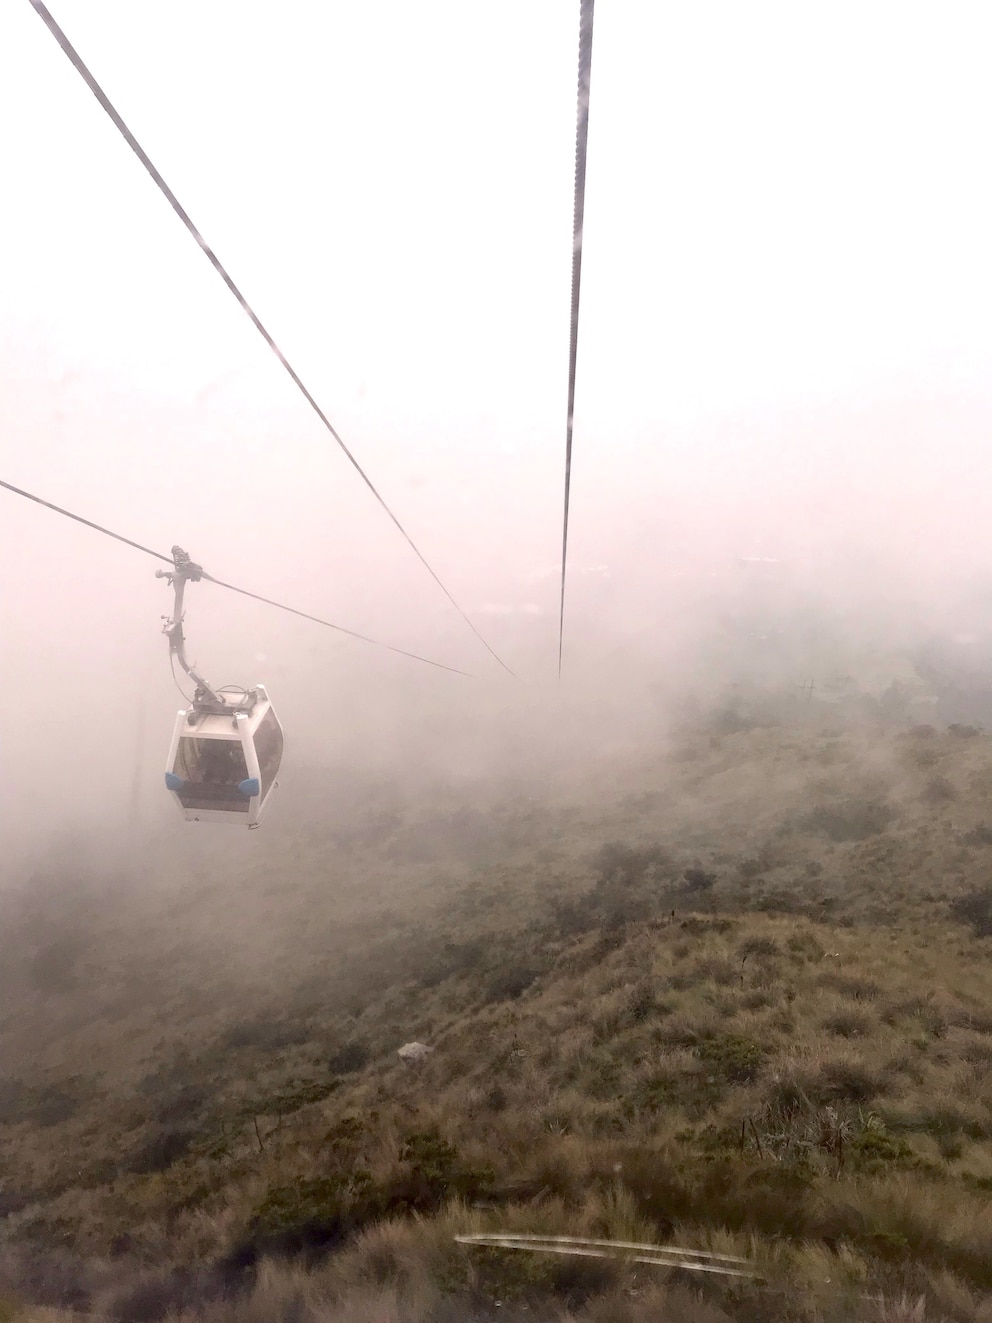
157, 550, 221, 703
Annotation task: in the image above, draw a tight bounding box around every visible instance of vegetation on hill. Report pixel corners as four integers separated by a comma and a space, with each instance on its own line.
4, 705, 992, 1321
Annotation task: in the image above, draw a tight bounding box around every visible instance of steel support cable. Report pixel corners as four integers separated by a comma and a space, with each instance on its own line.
27, 0, 516, 679
558, 0, 596, 678
0, 477, 474, 677
196, 570, 472, 676
0, 477, 173, 564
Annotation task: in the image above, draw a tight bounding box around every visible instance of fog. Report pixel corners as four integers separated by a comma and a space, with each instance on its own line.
3, 1, 992, 878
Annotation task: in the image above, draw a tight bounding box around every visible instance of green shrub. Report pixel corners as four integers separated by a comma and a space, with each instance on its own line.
219, 1016, 312, 1051
324, 1114, 367, 1155
739, 936, 780, 960
807, 1058, 885, 1104
390, 1130, 494, 1217
592, 842, 670, 886
28, 934, 85, 993
622, 981, 659, 1024
125, 1126, 197, 1174
951, 886, 992, 937
484, 961, 542, 1003
464, 1240, 617, 1306
485, 1082, 508, 1112
818, 972, 881, 1001
802, 798, 894, 842
682, 867, 716, 892
922, 774, 956, 803
416, 938, 487, 988
846, 1121, 918, 1172
151, 1082, 209, 1124
696, 1034, 766, 1084
249, 1170, 376, 1253
624, 1074, 682, 1116
327, 1041, 370, 1074
821, 1009, 873, 1038
863, 1229, 911, 1261
0, 1079, 78, 1127
244, 1077, 341, 1118
763, 1074, 811, 1122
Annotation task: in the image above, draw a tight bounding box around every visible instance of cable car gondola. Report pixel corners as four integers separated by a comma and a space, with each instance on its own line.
158, 547, 283, 828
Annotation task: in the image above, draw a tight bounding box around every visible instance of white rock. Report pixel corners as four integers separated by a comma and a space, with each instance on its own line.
397, 1041, 434, 1063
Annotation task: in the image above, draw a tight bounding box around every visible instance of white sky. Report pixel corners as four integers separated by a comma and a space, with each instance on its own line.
4, 2, 992, 591
6, 2, 992, 397
3, 1, 992, 846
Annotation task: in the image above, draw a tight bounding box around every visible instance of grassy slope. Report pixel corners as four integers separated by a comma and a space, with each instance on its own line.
4, 712, 992, 1321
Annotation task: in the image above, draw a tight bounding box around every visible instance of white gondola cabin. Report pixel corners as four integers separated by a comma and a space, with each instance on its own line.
165, 684, 283, 827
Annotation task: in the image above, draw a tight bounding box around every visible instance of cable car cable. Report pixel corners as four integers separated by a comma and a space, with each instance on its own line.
0, 476, 173, 564
557, 0, 596, 679
0, 476, 474, 677
26, 0, 517, 680
196, 569, 474, 676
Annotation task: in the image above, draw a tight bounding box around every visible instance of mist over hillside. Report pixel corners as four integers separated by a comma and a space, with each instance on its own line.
6, 685, 992, 1321
6, 375, 992, 1320
6, 386, 992, 876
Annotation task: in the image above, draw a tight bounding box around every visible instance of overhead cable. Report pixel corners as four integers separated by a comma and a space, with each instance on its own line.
558, 0, 596, 678
197, 570, 473, 676
0, 477, 474, 677
0, 477, 173, 564
27, 0, 515, 678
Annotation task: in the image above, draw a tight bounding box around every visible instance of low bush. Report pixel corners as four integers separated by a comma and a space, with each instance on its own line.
248, 1170, 377, 1256
821, 1009, 874, 1039
484, 961, 543, 1003
806, 1058, 887, 1105
696, 1034, 766, 1084
802, 799, 895, 842
327, 1041, 370, 1074
950, 886, 992, 938
0, 1081, 78, 1127
126, 1126, 198, 1175
592, 842, 670, 886
219, 1017, 312, 1051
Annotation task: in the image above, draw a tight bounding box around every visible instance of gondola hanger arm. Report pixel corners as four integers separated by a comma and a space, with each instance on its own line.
155, 546, 221, 704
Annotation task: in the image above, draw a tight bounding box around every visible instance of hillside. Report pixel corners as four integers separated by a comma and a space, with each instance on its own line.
4, 707, 992, 1321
